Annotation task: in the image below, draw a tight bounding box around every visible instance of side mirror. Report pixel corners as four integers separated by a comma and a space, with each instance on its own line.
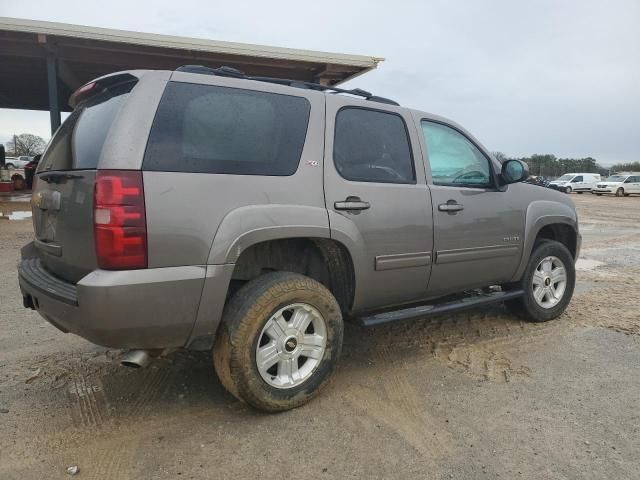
501, 159, 529, 184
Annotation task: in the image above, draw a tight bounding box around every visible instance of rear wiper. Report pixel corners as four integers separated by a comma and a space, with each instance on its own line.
39, 172, 84, 184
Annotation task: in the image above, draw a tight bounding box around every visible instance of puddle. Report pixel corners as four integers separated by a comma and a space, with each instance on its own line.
576, 258, 606, 271
1, 210, 32, 220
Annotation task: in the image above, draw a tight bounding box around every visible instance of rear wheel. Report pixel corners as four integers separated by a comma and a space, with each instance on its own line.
213, 272, 343, 412
506, 240, 575, 322
577, 191, 583, 194
616, 187, 624, 197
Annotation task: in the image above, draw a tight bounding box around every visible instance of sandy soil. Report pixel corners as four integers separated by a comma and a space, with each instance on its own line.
0, 194, 639, 479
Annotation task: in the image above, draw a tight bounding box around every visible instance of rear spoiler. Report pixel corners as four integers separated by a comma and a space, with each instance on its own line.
69, 72, 139, 109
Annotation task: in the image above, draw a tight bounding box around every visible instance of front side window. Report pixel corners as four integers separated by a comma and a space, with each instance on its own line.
333, 108, 415, 184
421, 121, 492, 187
572, 176, 583, 183
144, 82, 311, 176
624, 176, 635, 183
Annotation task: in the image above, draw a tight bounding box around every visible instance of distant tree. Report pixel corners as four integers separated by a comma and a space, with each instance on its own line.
6, 133, 46, 157
608, 161, 640, 173
491, 151, 509, 163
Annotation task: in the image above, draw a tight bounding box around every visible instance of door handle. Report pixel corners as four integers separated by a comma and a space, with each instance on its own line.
438, 202, 464, 212
334, 196, 371, 211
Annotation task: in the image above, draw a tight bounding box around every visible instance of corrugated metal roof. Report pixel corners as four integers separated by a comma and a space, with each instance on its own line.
0, 17, 383, 68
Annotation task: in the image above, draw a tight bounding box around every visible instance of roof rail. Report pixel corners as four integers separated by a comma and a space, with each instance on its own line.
175, 65, 399, 106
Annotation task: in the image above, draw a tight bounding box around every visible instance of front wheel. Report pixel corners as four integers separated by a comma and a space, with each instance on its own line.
506, 240, 575, 322
616, 187, 624, 197
213, 272, 343, 412
564, 186, 572, 194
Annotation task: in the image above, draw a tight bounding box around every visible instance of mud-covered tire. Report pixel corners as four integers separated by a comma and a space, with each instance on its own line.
213, 271, 343, 412
506, 240, 575, 322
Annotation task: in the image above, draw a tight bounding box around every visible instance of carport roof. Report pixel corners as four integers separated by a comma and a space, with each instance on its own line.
0, 16, 383, 111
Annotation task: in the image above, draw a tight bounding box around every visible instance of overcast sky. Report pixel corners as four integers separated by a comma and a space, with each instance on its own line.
1, 0, 639, 165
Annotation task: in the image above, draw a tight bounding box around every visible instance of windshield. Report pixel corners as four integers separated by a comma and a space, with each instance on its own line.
556, 174, 574, 182
605, 175, 627, 182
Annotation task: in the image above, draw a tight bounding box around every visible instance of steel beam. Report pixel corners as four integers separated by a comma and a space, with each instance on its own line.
46, 53, 61, 133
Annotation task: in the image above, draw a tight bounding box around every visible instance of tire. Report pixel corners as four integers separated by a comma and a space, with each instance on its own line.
577, 191, 583, 194
5, 163, 15, 169
595, 193, 603, 196
213, 271, 343, 412
616, 188, 624, 197
506, 240, 575, 322
564, 186, 572, 194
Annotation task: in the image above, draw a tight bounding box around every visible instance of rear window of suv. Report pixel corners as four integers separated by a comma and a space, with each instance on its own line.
37, 81, 135, 172
143, 82, 311, 176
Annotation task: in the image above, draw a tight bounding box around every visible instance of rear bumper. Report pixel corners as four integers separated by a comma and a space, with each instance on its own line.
18, 250, 232, 349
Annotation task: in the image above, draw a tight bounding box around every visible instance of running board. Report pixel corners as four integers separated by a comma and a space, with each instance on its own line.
356, 289, 525, 327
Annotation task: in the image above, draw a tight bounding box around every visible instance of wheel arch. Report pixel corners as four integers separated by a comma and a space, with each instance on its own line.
510, 200, 579, 282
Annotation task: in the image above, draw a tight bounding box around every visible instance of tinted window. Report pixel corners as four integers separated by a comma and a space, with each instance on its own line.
333, 108, 415, 184
572, 176, 583, 182
144, 82, 310, 176
38, 81, 133, 172
421, 121, 492, 187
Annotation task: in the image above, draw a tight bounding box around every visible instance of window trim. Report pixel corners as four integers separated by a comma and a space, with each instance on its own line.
420, 118, 498, 189
333, 105, 417, 185
142, 81, 312, 177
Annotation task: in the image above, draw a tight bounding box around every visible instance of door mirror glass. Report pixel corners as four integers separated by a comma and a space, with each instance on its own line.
501, 159, 529, 184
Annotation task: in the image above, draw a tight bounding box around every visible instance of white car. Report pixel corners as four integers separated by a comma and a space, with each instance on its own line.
549, 173, 601, 194
4, 156, 31, 169
593, 172, 640, 196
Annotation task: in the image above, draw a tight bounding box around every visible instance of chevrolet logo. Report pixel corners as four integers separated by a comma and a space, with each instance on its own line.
32, 192, 42, 208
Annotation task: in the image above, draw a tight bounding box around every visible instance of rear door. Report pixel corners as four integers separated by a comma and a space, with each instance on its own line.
624, 175, 640, 193
417, 118, 524, 296
323, 96, 433, 311
32, 79, 137, 283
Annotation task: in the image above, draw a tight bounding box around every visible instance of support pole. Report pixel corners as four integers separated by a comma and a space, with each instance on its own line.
47, 53, 61, 134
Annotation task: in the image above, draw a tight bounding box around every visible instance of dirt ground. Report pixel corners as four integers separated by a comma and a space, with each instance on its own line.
0, 194, 638, 480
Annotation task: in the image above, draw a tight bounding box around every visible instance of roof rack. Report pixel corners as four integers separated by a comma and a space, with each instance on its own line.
175, 65, 399, 106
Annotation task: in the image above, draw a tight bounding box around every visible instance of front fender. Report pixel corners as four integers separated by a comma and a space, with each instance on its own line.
510, 200, 578, 282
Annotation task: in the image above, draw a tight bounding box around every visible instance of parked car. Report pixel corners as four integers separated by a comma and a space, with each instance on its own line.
549, 173, 601, 193
593, 173, 640, 196
4, 156, 31, 169
18, 67, 580, 412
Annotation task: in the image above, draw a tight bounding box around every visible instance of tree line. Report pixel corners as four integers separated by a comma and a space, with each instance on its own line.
493, 152, 639, 178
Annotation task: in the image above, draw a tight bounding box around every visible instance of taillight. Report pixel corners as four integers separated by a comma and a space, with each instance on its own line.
94, 170, 147, 270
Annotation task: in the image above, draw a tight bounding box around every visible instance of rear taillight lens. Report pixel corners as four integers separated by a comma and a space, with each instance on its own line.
94, 170, 147, 270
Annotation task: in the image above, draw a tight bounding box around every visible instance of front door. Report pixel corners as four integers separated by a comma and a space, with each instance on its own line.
323, 96, 433, 311
416, 118, 524, 296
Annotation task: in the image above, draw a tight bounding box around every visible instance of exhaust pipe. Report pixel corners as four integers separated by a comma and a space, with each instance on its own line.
120, 349, 152, 368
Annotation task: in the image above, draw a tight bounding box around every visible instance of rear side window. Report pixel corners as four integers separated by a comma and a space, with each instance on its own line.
143, 82, 311, 176
333, 108, 415, 184
38, 81, 134, 172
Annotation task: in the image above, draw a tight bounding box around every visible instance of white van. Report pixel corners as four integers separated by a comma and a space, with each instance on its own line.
549, 173, 601, 194
593, 172, 640, 196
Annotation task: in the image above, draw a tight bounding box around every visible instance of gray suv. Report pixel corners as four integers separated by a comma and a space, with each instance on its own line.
18, 66, 580, 412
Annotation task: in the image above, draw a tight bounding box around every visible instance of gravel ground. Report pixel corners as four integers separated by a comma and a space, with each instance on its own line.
0, 194, 639, 479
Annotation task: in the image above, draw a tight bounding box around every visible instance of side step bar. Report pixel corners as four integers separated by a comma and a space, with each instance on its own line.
356, 289, 525, 327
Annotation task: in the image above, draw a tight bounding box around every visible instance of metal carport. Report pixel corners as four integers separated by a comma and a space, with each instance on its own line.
0, 17, 383, 133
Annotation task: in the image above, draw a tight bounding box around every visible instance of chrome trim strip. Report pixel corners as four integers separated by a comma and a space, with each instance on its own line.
436, 244, 519, 265
375, 252, 431, 271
